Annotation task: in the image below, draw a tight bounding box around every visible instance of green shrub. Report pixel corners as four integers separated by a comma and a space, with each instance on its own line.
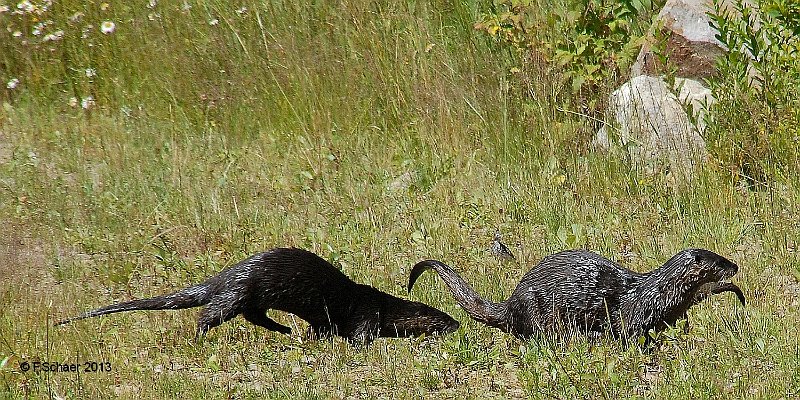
705, 0, 800, 184
474, 0, 662, 113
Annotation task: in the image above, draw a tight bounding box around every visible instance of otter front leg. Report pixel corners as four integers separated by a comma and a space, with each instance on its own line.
680, 312, 691, 334
243, 309, 291, 334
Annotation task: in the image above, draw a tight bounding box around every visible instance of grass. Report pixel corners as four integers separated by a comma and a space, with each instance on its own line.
1, 0, 799, 398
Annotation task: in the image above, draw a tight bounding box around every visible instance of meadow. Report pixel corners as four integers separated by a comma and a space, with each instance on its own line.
1, 0, 798, 398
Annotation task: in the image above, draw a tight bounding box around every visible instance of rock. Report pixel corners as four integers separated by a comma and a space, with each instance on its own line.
631, 0, 728, 79
674, 77, 715, 132
594, 75, 709, 178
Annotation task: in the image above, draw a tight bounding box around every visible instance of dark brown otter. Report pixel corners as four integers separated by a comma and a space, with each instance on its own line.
57, 248, 459, 344
408, 248, 745, 342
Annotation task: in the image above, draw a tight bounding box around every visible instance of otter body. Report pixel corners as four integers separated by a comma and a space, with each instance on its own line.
409, 248, 744, 341
58, 248, 459, 343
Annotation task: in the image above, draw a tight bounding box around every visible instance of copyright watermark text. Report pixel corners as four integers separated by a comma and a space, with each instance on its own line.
19, 360, 112, 373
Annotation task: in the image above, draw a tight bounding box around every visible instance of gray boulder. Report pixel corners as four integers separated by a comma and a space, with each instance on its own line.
631, 0, 727, 79
674, 77, 715, 132
594, 76, 709, 178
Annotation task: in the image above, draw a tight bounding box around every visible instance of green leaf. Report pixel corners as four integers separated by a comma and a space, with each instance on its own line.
571, 75, 586, 92
557, 226, 568, 245
300, 170, 314, 180
585, 63, 601, 75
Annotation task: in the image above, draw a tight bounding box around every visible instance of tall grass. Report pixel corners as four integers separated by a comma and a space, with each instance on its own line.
1, 0, 798, 398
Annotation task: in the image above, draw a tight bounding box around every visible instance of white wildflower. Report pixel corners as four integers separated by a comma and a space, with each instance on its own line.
32, 21, 45, 36
43, 30, 64, 42
7, 78, 19, 89
37, 0, 50, 14
147, 0, 156, 9
81, 96, 95, 110
17, 0, 34, 13
100, 20, 115, 34
208, 18, 218, 26
85, 68, 96, 78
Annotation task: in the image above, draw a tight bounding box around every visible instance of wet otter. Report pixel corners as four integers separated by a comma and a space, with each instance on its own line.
57, 248, 459, 344
409, 248, 744, 341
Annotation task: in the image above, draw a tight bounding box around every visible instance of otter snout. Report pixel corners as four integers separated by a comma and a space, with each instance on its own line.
688, 249, 745, 306
379, 300, 460, 338
442, 318, 461, 334
715, 256, 739, 280
406, 310, 460, 336
689, 248, 739, 281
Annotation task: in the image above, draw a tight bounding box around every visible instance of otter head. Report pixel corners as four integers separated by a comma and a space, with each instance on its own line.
637, 249, 744, 336
378, 300, 460, 338
687, 248, 739, 282
675, 248, 740, 295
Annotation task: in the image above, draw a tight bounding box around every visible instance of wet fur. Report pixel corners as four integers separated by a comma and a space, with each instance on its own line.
58, 248, 459, 344
409, 248, 744, 342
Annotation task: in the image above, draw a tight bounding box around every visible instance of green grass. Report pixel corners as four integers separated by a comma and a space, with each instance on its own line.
1, 0, 799, 398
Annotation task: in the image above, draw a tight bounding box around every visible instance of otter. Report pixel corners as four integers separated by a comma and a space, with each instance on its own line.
408, 248, 745, 342
57, 248, 459, 344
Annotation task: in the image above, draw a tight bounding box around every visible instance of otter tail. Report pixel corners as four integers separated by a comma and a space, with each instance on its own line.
55, 283, 214, 326
409, 260, 505, 328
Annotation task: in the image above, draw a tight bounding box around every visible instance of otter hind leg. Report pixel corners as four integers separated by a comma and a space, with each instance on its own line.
242, 309, 291, 334
195, 296, 241, 336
